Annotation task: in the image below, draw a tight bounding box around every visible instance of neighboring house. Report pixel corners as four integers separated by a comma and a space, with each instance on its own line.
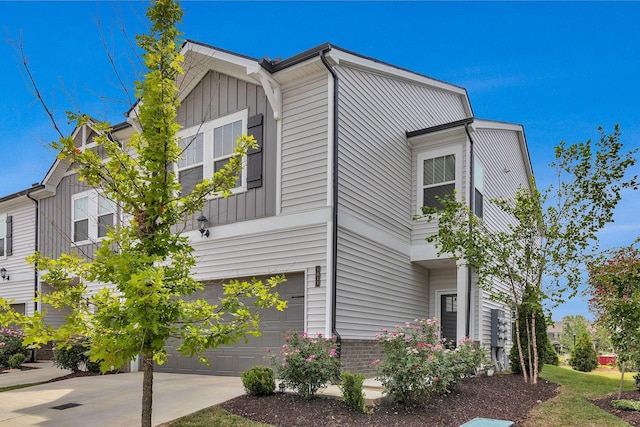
22, 41, 533, 375
547, 320, 565, 353
0, 184, 45, 319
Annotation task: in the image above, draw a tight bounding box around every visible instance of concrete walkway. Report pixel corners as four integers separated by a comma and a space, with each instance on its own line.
0, 363, 245, 426
0, 362, 385, 426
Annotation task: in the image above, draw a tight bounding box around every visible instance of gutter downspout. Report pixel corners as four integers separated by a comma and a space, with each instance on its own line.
464, 123, 474, 338
26, 192, 39, 312
319, 48, 342, 356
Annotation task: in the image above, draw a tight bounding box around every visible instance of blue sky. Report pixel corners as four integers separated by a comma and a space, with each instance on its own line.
1, 1, 639, 321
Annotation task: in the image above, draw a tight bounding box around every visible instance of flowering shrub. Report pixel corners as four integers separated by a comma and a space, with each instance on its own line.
274, 332, 341, 398
374, 318, 484, 404
0, 327, 29, 370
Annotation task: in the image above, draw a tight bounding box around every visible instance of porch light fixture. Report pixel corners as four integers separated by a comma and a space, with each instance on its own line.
0, 268, 8, 281
197, 215, 210, 238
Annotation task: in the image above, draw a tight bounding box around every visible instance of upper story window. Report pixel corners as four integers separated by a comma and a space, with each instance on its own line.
474, 159, 484, 218
72, 191, 116, 244
177, 110, 248, 197
421, 154, 455, 210
0, 215, 5, 257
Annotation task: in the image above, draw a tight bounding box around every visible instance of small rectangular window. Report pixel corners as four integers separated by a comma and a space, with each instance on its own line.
213, 119, 243, 189
422, 154, 455, 210
0, 218, 5, 257
178, 134, 204, 196
474, 159, 484, 218
73, 196, 90, 243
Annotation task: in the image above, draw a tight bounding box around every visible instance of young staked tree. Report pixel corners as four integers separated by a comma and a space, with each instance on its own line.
0, 1, 286, 426
588, 246, 640, 398
420, 126, 637, 384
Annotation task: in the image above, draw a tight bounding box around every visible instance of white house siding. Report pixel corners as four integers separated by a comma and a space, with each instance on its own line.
190, 221, 329, 334
472, 126, 531, 348
0, 198, 37, 316
280, 73, 329, 213
336, 65, 468, 242
335, 228, 429, 339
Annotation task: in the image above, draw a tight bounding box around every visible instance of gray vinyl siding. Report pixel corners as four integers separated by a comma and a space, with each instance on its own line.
472, 127, 530, 347
39, 174, 99, 260
428, 267, 457, 317
190, 223, 329, 334
336, 65, 468, 242
335, 228, 429, 339
178, 71, 277, 228
281, 74, 329, 213
0, 199, 37, 316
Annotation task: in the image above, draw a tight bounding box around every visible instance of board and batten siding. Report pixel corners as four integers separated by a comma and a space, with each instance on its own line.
336, 65, 468, 242
190, 223, 329, 334
178, 70, 277, 228
39, 174, 100, 260
335, 228, 429, 339
280, 73, 329, 213
0, 198, 37, 315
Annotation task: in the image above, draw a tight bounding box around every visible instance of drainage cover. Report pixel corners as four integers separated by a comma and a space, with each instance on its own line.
50, 403, 82, 410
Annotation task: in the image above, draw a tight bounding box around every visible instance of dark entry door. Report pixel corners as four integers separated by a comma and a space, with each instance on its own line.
440, 294, 457, 344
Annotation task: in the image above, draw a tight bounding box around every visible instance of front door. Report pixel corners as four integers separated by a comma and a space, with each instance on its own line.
440, 293, 457, 345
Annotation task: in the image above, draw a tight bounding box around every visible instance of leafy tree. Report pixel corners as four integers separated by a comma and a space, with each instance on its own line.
509, 288, 555, 375
0, 1, 286, 426
569, 332, 598, 372
559, 315, 590, 353
421, 126, 637, 384
588, 246, 640, 398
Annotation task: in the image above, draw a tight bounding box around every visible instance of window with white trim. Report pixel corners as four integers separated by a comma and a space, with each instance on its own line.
72, 191, 116, 243
421, 154, 456, 210
474, 159, 484, 218
0, 215, 5, 257
177, 110, 248, 197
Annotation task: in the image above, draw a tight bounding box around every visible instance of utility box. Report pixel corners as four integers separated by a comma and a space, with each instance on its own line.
491, 309, 509, 348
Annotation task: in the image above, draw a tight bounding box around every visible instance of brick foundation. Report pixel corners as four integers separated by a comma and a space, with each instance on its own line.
339, 339, 383, 376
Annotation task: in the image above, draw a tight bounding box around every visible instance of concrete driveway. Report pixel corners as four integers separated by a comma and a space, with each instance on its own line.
0, 363, 244, 426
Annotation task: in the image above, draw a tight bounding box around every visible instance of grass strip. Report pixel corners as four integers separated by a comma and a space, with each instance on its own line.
523, 365, 635, 427
162, 406, 271, 427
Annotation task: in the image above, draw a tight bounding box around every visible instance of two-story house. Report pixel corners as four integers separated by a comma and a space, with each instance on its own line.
28, 41, 532, 375
0, 184, 46, 322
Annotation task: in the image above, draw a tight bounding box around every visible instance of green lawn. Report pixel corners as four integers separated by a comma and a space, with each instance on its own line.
524, 365, 636, 427
160, 407, 269, 427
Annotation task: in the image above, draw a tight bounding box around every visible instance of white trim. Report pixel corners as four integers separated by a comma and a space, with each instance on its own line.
326, 73, 334, 209
340, 211, 409, 256
416, 144, 464, 215
187, 206, 331, 242
0, 213, 6, 260
325, 221, 333, 338
177, 109, 249, 198
276, 115, 283, 216
71, 190, 116, 245
326, 50, 467, 96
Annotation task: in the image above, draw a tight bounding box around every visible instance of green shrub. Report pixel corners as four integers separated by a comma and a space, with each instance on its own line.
612, 399, 640, 411
8, 353, 26, 369
340, 372, 368, 413
0, 327, 29, 369
569, 332, 598, 372
374, 319, 483, 405
543, 339, 560, 366
53, 337, 101, 373
241, 366, 275, 396
274, 332, 341, 398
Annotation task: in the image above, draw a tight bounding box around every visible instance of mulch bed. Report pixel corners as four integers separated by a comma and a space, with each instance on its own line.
220, 374, 559, 426
591, 390, 640, 426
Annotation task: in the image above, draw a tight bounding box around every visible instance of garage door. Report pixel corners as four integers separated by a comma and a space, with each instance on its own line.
156, 273, 304, 376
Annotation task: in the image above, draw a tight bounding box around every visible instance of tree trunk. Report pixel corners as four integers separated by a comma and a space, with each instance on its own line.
618, 364, 626, 400
514, 306, 529, 383
142, 353, 154, 427
526, 315, 533, 383
531, 309, 538, 385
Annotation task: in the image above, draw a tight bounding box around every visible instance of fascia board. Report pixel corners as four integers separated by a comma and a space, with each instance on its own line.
326, 49, 468, 96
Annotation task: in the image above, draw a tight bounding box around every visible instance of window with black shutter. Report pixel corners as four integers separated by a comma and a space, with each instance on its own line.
246, 113, 263, 189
